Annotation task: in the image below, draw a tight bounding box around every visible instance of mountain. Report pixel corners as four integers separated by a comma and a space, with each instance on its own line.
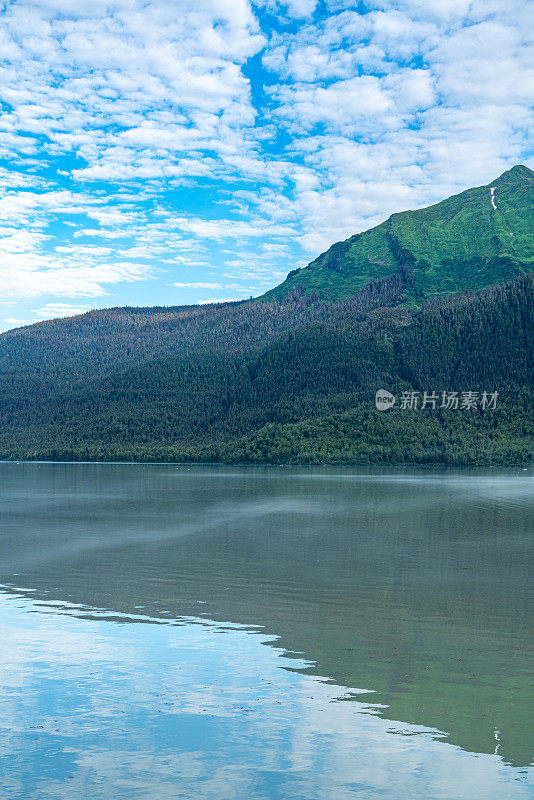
0, 167, 532, 466
0, 274, 531, 465
263, 165, 534, 304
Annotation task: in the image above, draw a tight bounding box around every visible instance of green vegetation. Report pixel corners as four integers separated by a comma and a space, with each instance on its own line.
0, 274, 531, 465
216, 398, 533, 466
262, 165, 534, 303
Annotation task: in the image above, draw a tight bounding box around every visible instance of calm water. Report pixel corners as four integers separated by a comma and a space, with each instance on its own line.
0, 463, 533, 799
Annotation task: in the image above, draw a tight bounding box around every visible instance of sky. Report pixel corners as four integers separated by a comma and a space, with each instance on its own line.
0, 0, 532, 330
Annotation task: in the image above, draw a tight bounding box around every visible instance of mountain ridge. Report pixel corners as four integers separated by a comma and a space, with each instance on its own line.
0, 273, 531, 466
262, 164, 534, 304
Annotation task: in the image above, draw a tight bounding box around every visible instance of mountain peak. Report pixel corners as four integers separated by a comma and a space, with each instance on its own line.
493, 164, 534, 185
263, 167, 534, 304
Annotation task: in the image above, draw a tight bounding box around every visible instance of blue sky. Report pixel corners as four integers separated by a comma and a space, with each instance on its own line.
0, 0, 532, 330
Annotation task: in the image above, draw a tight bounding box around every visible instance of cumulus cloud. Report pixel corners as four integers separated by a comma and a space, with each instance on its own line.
255, 0, 318, 20
0, 0, 266, 181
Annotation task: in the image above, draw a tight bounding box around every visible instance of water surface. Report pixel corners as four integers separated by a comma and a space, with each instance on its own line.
0, 463, 533, 799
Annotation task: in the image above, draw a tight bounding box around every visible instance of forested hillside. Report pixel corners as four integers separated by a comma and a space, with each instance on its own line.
0, 274, 531, 465
263, 165, 534, 303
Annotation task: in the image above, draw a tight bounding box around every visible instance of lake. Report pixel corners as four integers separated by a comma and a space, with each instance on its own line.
0, 463, 533, 799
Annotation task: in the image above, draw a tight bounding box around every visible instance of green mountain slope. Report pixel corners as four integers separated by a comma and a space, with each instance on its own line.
263, 165, 534, 303
0, 275, 531, 465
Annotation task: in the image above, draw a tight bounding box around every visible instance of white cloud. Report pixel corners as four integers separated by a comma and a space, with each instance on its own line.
170, 216, 296, 241
255, 0, 318, 21
0, 255, 152, 299
173, 282, 224, 289
0, 187, 155, 298
197, 296, 241, 305
0, 0, 267, 183
32, 302, 93, 318
3, 318, 36, 329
